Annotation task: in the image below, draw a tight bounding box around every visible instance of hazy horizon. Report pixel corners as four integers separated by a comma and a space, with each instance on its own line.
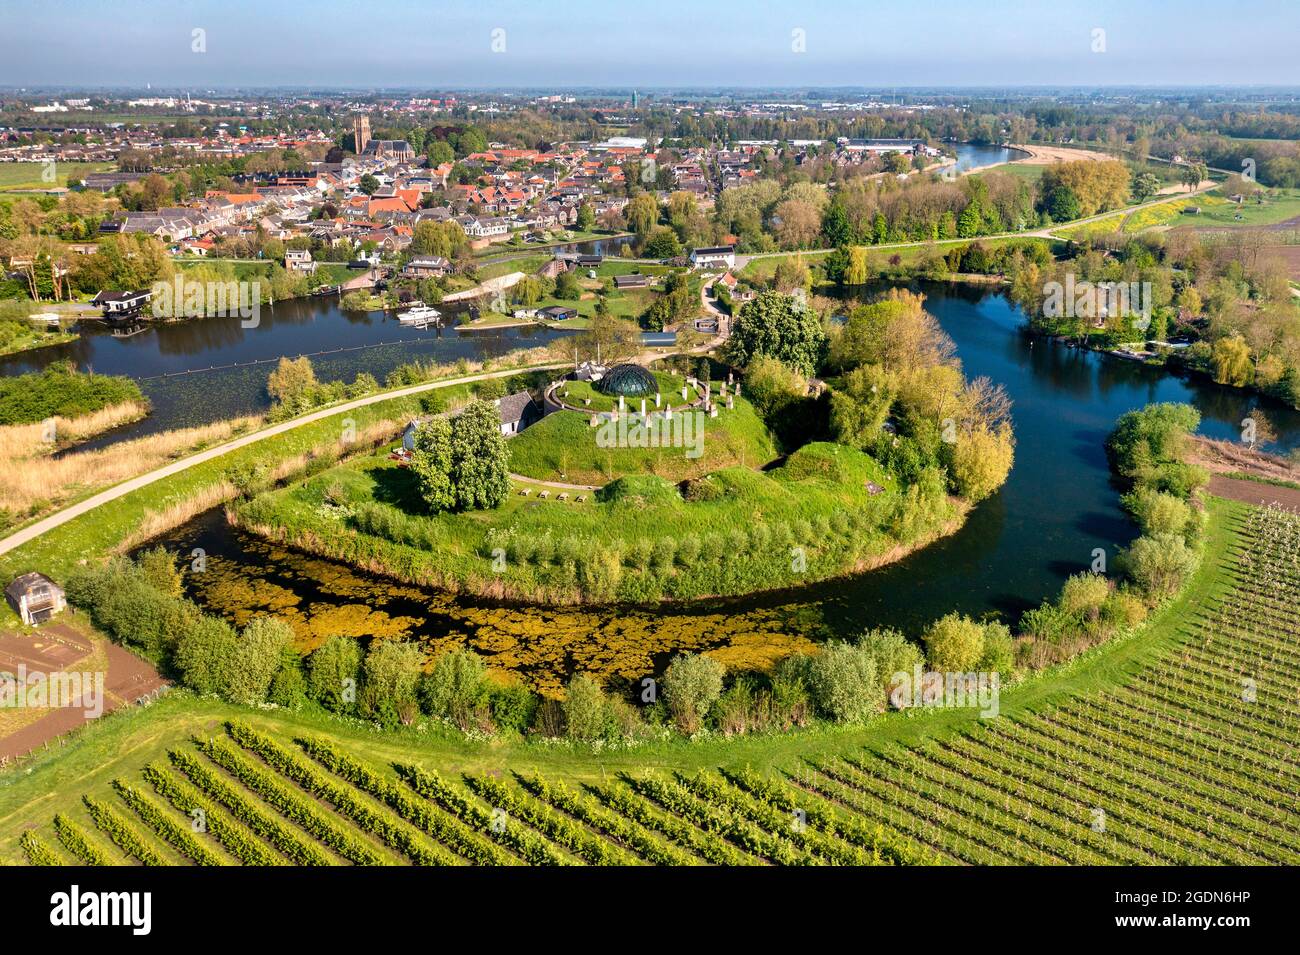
3, 0, 1298, 89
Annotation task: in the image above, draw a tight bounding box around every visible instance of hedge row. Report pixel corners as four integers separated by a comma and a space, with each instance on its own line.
514, 772, 693, 866
167, 748, 332, 866
111, 779, 226, 866
395, 764, 571, 866
83, 795, 166, 866
20, 831, 64, 866
53, 813, 112, 865
464, 774, 636, 866
295, 735, 512, 866
198, 737, 387, 865
626, 773, 810, 865
586, 780, 751, 866
224, 722, 455, 867
141, 763, 282, 867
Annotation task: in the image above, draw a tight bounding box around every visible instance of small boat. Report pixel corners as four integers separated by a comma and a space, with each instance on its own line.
397, 304, 441, 327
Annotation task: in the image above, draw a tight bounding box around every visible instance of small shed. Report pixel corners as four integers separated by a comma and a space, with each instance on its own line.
5, 572, 66, 625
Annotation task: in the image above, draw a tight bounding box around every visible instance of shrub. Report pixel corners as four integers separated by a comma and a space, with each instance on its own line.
419, 647, 487, 728
360, 640, 425, 725
922, 613, 986, 671
173, 616, 240, 696
806, 641, 880, 723
307, 636, 363, 713
1058, 572, 1111, 619
226, 616, 294, 706
1121, 533, 1198, 599
661, 653, 725, 734
267, 651, 308, 709
856, 628, 923, 688
562, 674, 609, 741
489, 684, 538, 735
0, 362, 144, 425
976, 622, 1015, 677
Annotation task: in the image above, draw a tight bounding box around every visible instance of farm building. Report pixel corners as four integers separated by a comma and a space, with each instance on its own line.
5, 573, 66, 626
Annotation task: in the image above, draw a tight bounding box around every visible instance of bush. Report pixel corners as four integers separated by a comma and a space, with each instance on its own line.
420, 647, 487, 728
661, 653, 725, 734
856, 628, 923, 687
173, 616, 240, 695
307, 636, 362, 713
976, 622, 1015, 676
1122, 487, 1193, 539
562, 674, 609, 741
489, 684, 539, 735
0, 361, 144, 425
1058, 572, 1111, 619
1121, 533, 1198, 599
225, 616, 294, 706
360, 640, 425, 725
922, 613, 986, 671
805, 641, 880, 723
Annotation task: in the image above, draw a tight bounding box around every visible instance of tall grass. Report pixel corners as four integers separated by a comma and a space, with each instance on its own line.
0, 413, 262, 528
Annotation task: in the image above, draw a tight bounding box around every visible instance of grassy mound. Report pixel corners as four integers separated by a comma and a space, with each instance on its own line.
234, 436, 961, 605
508, 400, 778, 486
553, 371, 687, 413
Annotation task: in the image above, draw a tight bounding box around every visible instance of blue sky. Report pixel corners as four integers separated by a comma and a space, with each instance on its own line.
2, 0, 1297, 88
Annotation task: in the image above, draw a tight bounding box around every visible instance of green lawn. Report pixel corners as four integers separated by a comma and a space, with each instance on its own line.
0, 324, 77, 358
507, 401, 777, 486
0, 161, 115, 192
1189, 188, 1300, 228
551, 371, 687, 413
234, 435, 954, 606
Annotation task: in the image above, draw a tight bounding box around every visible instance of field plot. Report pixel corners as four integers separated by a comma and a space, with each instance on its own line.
795, 503, 1300, 865
14, 719, 921, 867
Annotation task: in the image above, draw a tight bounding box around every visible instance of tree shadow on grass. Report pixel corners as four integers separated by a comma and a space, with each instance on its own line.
371, 466, 426, 513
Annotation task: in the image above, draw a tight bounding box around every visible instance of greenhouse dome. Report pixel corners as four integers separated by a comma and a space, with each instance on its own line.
597, 363, 658, 398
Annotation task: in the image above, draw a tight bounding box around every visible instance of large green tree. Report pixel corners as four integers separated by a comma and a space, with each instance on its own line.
725, 291, 826, 377
411, 400, 510, 513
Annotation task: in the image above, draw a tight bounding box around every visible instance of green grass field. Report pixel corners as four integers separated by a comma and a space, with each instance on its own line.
550, 371, 686, 413
233, 431, 948, 607
0, 161, 115, 192
9, 497, 1292, 867
507, 402, 777, 486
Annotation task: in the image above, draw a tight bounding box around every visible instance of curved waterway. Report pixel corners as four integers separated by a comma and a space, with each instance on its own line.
0, 296, 567, 448
137, 282, 1300, 692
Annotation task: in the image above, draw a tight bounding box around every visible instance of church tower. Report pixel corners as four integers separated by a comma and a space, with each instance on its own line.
353, 115, 371, 155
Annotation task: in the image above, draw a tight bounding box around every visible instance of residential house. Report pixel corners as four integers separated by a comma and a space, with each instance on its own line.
402, 256, 451, 279
690, 246, 736, 269
285, 249, 315, 273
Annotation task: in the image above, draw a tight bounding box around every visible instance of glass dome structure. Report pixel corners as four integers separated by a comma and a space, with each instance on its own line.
597, 363, 658, 398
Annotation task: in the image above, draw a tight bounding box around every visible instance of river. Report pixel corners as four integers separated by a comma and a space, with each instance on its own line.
136, 282, 1300, 693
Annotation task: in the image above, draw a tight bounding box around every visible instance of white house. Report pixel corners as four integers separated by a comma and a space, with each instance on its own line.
689, 246, 736, 269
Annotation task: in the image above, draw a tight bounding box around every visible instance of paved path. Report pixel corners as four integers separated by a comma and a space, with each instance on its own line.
0, 362, 568, 559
